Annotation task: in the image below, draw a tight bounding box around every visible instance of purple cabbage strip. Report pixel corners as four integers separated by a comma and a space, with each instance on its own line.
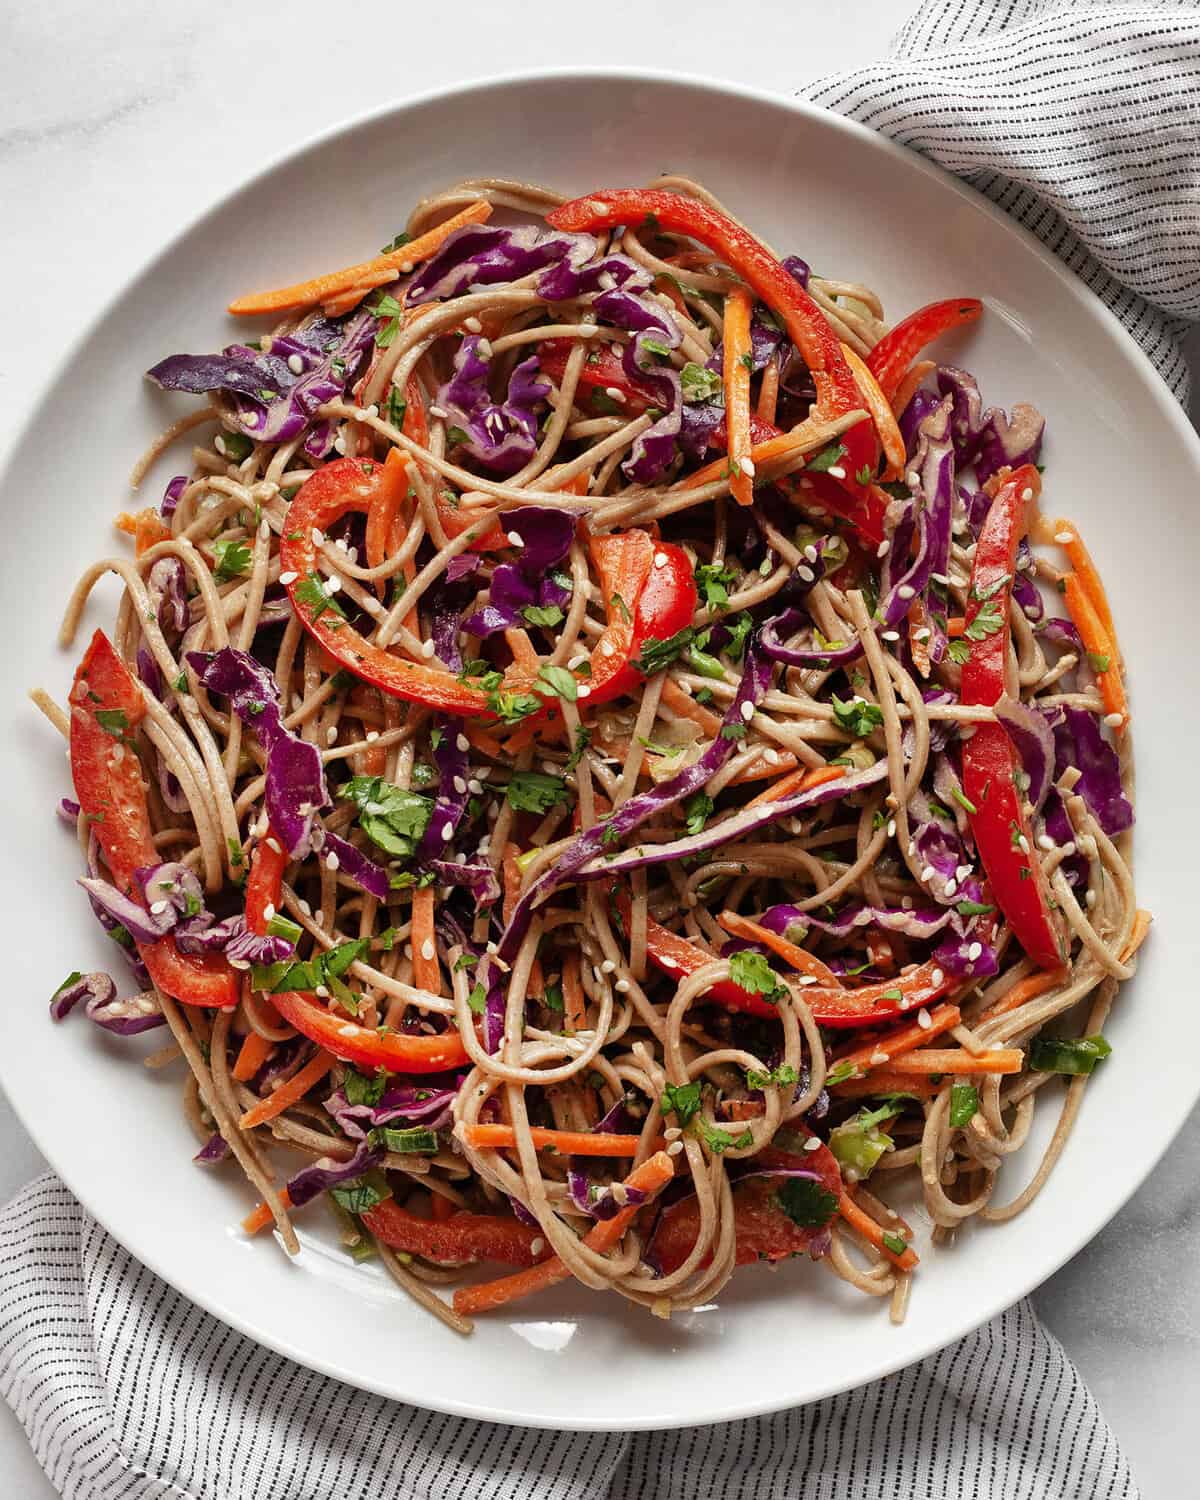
193, 1133, 230, 1165
325, 1083, 460, 1141
50, 971, 166, 1036
758, 901, 953, 944
407, 223, 598, 303
136, 646, 163, 700
462, 505, 578, 637
880, 398, 955, 665
148, 556, 188, 636
77, 876, 175, 945
438, 336, 551, 476
147, 310, 376, 458
419, 716, 470, 856
422, 857, 501, 904
1040, 616, 1084, 655
907, 787, 984, 908
160, 474, 187, 521
974, 403, 1044, 487
995, 694, 1055, 813
899, 388, 941, 458
574, 759, 888, 885
497, 642, 775, 961
567, 1170, 648, 1221
1048, 706, 1133, 837
933, 917, 1000, 981
190, 646, 389, 898
57, 797, 80, 824
760, 606, 865, 671
284, 1141, 384, 1210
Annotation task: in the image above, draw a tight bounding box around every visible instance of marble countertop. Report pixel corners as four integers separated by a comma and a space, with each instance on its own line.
2, 4, 1195, 1495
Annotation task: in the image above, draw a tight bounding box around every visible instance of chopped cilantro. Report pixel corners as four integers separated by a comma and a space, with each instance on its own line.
695, 560, 737, 610
94, 709, 129, 738
660, 1080, 702, 1126
506, 770, 569, 815
693, 1117, 753, 1154
831, 693, 884, 739
728, 949, 785, 1001
745, 1062, 799, 1091
683, 792, 713, 838
633, 627, 696, 676
680, 363, 723, 403
947, 639, 971, 665
775, 1176, 838, 1229
949, 1082, 979, 1128
805, 441, 848, 474
536, 663, 578, 703
522, 603, 564, 629
211, 537, 252, 582
295, 572, 347, 622
341, 774, 433, 859
964, 599, 1004, 641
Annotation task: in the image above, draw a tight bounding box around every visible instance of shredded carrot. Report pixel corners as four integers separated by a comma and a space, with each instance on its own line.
834, 1002, 962, 1078
461, 1124, 648, 1157
685, 421, 855, 492
232, 1030, 274, 1083
504, 627, 540, 673
838, 1190, 919, 1270
829, 1070, 941, 1100
887, 1047, 1023, 1076
653, 273, 687, 315
465, 724, 506, 760
452, 1151, 675, 1315
562, 951, 586, 1034
745, 762, 845, 808
238, 1050, 336, 1130
242, 1190, 291, 1236
978, 966, 1068, 1024
1053, 519, 1122, 671
411, 885, 440, 995
756, 360, 780, 425
659, 678, 723, 736
723, 287, 755, 506
947, 616, 966, 637
364, 447, 409, 596
228, 201, 493, 317
841, 342, 906, 479
1120, 909, 1152, 964
889, 358, 937, 420
907, 598, 932, 678
1062, 574, 1127, 731
115, 508, 171, 555
717, 910, 842, 987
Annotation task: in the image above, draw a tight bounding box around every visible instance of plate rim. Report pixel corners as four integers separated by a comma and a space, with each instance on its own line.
2, 65, 1196, 1430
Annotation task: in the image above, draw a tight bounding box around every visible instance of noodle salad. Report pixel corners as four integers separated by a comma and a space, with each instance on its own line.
39, 176, 1150, 1334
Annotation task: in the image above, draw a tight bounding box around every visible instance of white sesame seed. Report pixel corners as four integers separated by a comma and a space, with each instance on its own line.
420, 938, 435, 962
286, 353, 304, 376
506, 530, 524, 549
667, 1140, 684, 1156
914, 627, 931, 641
332, 432, 347, 455
827, 464, 846, 479
335, 536, 348, 552
577, 685, 591, 699
1037, 833, 1055, 851
797, 564, 815, 583
364, 731, 379, 744
467, 779, 483, 795
421, 638, 436, 659
945, 878, 957, 897
326, 852, 339, 871
429, 405, 448, 420
653, 551, 669, 568
898, 584, 915, 600
659, 954, 678, 971
568, 653, 589, 670
740, 700, 755, 722
740, 456, 756, 478
1104, 711, 1124, 728
600, 639, 616, 657
441, 824, 453, 843
325, 576, 341, 594
1018, 835, 1030, 854
967, 941, 983, 961
803, 1137, 822, 1153
887, 819, 897, 838
763, 747, 780, 765
311, 528, 324, 546
920, 865, 935, 884
877, 539, 891, 558
664, 1126, 682, 1142
955, 864, 972, 881
477, 338, 493, 358
1021, 486, 1035, 501
149, 900, 168, 915
601, 959, 616, 974
931, 968, 945, 986
1054, 530, 1075, 545
530, 1237, 545, 1256
616, 978, 631, 993
917, 1009, 932, 1030
1063, 840, 1079, 858
1086, 888, 1097, 908
605, 386, 627, 404
881, 630, 901, 642
326, 725, 338, 745
869, 1050, 889, 1066
464, 316, 482, 334
314, 910, 325, 925
456, 734, 470, 753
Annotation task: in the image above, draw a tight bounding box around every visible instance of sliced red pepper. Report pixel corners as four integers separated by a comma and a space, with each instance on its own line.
632, 904, 949, 1027
547, 189, 877, 505
960, 465, 1066, 970
245, 828, 288, 935
585, 531, 697, 705
69, 630, 239, 1008
279, 458, 508, 717
268, 987, 469, 1074
361, 1197, 553, 1267
865, 297, 984, 404
537, 338, 656, 416
652, 1133, 842, 1273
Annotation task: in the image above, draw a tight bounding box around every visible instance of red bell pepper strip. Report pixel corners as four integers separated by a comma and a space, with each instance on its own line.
536, 339, 656, 415
279, 458, 508, 718
865, 297, 984, 404
361, 1197, 553, 1267
547, 189, 877, 503
585, 531, 697, 705
652, 1132, 843, 1273
960, 465, 1066, 970
245, 829, 288, 935
267, 988, 469, 1074
630, 902, 952, 1028
69, 630, 239, 1009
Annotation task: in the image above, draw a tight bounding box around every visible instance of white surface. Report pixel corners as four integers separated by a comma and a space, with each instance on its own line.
1, 5, 1196, 1494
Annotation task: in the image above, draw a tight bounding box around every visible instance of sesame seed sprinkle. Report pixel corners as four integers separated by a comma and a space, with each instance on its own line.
740, 456, 756, 478
421, 638, 436, 659
917, 1009, 932, 1030
420, 938, 436, 962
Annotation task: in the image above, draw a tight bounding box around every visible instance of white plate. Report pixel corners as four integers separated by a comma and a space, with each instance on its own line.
2, 70, 1197, 1430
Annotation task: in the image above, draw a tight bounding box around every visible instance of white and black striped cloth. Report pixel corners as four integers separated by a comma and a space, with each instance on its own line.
8, 1, 1199, 1494
0, 1176, 1137, 1499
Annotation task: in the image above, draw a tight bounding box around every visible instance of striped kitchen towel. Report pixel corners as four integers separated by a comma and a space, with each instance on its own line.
800, 0, 1200, 402
0, 1175, 1136, 1500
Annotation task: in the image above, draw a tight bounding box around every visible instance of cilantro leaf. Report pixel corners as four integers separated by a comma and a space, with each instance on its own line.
522, 604, 564, 629
633, 627, 696, 676
536, 664, 578, 703
680, 363, 723, 403
947, 639, 971, 665
211, 538, 252, 582
695, 561, 736, 610
745, 1062, 799, 1091
506, 770, 569, 815
775, 1176, 838, 1228
683, 792, 713, 838
295, 572, 347, 622
830, 693, 884, 739
661, 1080, 702, 1126
805, 441, 848, 474
728, 949, 785, 1000
94, 709, 129, 738
964, 599, 1005, 641
693, 1117, 753, 1154
949, 1081, 979, 1128
341, 774, 433, 859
